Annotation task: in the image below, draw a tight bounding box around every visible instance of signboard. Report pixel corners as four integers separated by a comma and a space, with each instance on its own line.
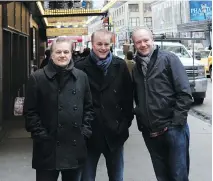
46, 28, 88, 37
47, 17, 87, 23
189, 1, 212, 21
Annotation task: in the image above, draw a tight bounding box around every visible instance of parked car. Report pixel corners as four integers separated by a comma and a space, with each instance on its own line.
155, 41, 208, 104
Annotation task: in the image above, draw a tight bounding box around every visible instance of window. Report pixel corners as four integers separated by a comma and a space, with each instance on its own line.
143, 3, 151, 13
129, 4, 139, 12
144, 17, 152, 27
129, 17, 140, 27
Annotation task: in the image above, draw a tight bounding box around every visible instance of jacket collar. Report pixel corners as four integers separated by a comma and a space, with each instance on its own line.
83, 55, 120, 91
44, 60, 78, 80
84, 55, 120, 67
136, 46, 159, 74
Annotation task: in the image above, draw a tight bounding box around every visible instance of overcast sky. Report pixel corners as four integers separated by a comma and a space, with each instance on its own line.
92, 0, 105, 9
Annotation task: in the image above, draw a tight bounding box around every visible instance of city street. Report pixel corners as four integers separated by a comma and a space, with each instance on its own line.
0, 116, 211, 180
0, 1, 212, 180
0, 80, 212, 181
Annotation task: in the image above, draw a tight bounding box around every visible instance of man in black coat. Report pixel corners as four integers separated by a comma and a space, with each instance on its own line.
75, 29, 134, 181
40, 49, 51, 68
132, 28, 193, 181
24, 37, 94, 181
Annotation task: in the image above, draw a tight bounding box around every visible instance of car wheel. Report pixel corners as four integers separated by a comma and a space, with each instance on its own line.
210, 67, 212, 81
194, 98, 204, 105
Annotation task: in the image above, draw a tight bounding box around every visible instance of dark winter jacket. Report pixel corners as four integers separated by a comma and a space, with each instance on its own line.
75, 55, 134, 151
24, 60, 94, 170
132, 48, 193, 133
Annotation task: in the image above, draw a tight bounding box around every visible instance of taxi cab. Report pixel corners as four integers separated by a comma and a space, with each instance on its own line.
199, 50, 211, 77
208, 50, 212, 80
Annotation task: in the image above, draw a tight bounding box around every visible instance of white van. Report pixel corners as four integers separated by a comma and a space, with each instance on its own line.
155, 41, 208, 104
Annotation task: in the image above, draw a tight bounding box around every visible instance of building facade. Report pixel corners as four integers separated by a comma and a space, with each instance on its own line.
0, 2, 47, 132
86, 1, 153, 48
151, 0, 212, 47
109, 1, 153, 48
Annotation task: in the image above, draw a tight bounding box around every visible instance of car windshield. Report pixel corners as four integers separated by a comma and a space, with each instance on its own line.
160, 45, 191, 58
200, 51, 210, 58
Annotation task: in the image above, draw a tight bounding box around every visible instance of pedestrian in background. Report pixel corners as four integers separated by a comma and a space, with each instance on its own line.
75, 29, 134, 181
132, 27, 193, 181
73, 50, 81, 62
125, 50, 135, 78
24, 36, 94, 181
40, 49, 51, 68
81, 48, 91, 58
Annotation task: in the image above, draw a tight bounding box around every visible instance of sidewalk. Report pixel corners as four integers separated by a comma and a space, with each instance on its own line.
0, 115, 211, 181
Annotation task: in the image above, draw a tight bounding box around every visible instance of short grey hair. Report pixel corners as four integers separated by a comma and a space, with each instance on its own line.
50, 36, 73, 54
132, 26, 153, 42
91, 29, 112, 43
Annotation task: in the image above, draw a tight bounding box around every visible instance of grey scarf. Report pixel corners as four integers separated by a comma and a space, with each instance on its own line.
135, 46, 156, 76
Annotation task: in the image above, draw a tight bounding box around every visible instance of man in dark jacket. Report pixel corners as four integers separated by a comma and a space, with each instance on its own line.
40, 49, 51, 68
24, 37, 94, 181
132, 28, 193, 181
75, 29, 133, 181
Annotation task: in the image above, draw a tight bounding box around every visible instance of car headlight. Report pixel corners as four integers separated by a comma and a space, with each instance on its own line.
196, 66, 206, 78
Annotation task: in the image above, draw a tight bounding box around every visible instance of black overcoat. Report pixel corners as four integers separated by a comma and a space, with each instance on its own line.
24, 61, 94, 170
75, 55, 134, 151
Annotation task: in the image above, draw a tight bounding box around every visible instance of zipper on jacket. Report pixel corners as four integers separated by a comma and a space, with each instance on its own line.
144, 77, 152, 131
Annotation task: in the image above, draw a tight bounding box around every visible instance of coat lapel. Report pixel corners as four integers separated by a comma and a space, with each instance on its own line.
83, 56, 120, 92
100, 61, 120, 91
83, 58, 103, 91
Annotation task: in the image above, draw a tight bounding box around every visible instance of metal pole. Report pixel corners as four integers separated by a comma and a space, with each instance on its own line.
113, 22, 115, 52
208, 20, 212, 46
192, 40, 195, 89
127, 11, 130, 43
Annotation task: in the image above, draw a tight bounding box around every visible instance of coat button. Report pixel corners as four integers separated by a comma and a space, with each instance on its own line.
73, 106, 78, 111
72, 89, 76, 94
72, 140, 77, 146
58, 106, 63, 111
116, 120, 119, 124
57, 141, 60, 146
58, 124, 63, 128
58, 89, 61, 93
101, 105, 104, 109
72, 122, 78, 128
113, 89, 117, 93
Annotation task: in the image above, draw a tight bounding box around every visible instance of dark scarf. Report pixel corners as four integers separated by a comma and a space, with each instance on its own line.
135, 46, 156, 76
51, 59, 74, 73
50, 59, 74, 89
90, 50, 112, 76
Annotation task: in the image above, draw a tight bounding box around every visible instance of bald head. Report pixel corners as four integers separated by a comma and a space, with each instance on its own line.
132, 27, 154, 56
132, 28, 153, 43
91, 29, 112, 43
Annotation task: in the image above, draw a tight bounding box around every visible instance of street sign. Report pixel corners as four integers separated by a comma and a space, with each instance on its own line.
82, 1, 87, 8
46, 28, 88, 37
189, 1, 212, 21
